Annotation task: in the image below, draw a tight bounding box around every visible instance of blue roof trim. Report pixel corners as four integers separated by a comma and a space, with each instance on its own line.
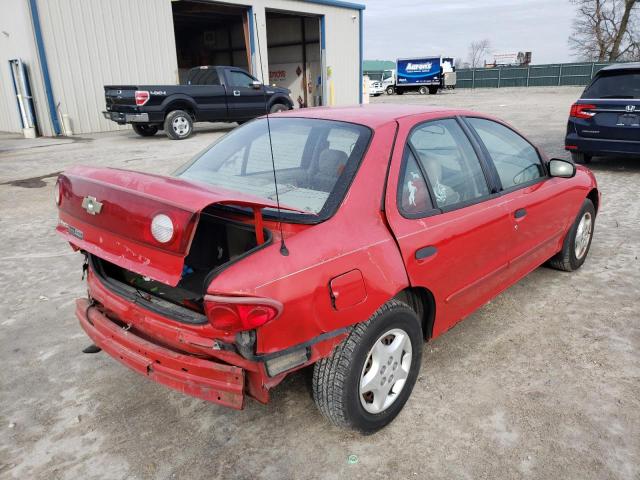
303, 0, 365, 10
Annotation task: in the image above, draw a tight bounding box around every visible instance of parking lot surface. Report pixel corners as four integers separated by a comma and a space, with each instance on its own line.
1, 86, 638, 479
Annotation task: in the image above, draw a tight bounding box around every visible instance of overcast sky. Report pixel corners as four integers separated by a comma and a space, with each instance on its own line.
363, 0, 578, 65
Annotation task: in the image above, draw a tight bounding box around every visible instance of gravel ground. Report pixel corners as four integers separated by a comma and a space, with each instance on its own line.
1, 86, 638, 479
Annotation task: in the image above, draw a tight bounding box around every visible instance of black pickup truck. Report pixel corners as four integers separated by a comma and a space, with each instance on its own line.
103, 66, 293, 140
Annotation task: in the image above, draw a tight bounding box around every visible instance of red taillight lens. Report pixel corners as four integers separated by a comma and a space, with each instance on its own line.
54, 179, 62, 206
204, 296, 282, 333
570, 103, 596, 119
135, 90, 150, 106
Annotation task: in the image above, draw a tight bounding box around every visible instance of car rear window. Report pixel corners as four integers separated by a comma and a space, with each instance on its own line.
175, 118, 371, 218
582, 71, 640, 99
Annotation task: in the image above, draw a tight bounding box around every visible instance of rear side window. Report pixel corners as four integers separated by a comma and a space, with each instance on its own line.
187, 68, 220, 86
582, 71, 640, 99
408, 119, 489, 209
399, 150, 433, 215
467, 118, 544, 190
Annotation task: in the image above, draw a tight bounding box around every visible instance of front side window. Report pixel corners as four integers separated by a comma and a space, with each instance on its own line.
176, 118, 371, 216
408, 119, 489, 209
228, 70, 256, 87
467, 118, 544, 189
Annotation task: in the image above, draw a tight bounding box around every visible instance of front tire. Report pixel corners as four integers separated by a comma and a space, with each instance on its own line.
548, 198, 596, 272
571, 152, 592, 164
132, 124, 158, 137
164, 110, 193, 140
386, 86, 395, 95
269, 103, 289, 113
312, 300, 422, 434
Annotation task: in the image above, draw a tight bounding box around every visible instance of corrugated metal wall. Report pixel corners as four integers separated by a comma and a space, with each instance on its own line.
457, 62, 612, 89
36, 0, 179, 134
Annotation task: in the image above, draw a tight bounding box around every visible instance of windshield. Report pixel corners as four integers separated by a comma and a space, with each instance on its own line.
582, 71, 640, 99
176, 118, 372, 216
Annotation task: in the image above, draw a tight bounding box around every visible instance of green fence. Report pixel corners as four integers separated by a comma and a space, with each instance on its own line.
456, 62, 612, 89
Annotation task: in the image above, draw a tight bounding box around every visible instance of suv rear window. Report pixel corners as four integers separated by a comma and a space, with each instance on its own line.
582, 71, 640, 99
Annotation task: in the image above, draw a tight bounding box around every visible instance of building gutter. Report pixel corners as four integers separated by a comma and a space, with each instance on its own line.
27, 0, 61, 135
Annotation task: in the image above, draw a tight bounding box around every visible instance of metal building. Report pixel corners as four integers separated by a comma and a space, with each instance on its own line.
0, 0, 364, 136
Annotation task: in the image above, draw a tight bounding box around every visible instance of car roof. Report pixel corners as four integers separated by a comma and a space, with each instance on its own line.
599, 62, 640, 72
273, 104, 479, 128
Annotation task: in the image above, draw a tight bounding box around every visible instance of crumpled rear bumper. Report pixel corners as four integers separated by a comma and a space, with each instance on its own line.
76, 298, 245, 409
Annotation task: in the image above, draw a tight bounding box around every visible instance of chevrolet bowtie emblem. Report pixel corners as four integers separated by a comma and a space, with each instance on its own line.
82, 196, 103, 215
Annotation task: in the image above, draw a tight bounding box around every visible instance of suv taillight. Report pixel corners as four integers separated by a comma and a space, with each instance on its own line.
570, 103, 596, 119
204, 295, 282, 333
135, 90, 150, 106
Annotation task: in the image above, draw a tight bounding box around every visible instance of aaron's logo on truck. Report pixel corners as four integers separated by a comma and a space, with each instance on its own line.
405, 62, 433, 72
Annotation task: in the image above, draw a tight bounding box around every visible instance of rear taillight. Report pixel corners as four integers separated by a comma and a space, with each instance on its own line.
135, 90, 150, 106
204, 296, 282, 333
570, 103, 596, 119
54, 179, 61, 206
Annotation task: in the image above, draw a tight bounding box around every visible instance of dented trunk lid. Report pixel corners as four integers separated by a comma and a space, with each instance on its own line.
56, 165, 298, 286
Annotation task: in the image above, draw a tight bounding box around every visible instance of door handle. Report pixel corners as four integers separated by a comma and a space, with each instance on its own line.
415, 246, 437, 260
514, 208, 527, 219
233, 90, 240, 96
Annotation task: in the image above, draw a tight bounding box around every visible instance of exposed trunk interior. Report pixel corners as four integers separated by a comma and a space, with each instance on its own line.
96, 209, 268, 313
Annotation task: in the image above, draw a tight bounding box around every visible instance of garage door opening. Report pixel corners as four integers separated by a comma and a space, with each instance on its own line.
266, 11, 321, 108
172, 1, 252, 83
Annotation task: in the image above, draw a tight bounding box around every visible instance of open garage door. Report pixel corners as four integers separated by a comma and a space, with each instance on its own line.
266, 11, 321, 108
172, 1, 252, 83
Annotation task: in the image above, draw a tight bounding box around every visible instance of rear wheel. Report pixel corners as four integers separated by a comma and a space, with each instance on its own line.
164, 110, 193, 140
132, 124, 158, 137
386, 86, 395, 95
548, 199, 595, 272
428, 86, 438, 95
418, 86, 428, 95
571, 152, 592, 164
312, 300, 422, 434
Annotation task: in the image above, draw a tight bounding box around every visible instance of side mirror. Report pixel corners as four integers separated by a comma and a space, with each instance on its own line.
252, 80, 262, 89
549, 158, 576, 178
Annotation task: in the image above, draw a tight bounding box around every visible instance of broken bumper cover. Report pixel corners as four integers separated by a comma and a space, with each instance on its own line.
75, 298, 245, 409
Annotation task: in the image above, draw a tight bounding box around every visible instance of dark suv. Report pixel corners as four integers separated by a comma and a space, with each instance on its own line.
565, 63, 640, 163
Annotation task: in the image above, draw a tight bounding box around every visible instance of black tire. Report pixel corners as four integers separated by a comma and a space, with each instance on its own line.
418, 86, 428, 95
164, 110, 193, 140
396, 89, 404, 95
312, 299, 423, 434
132, 124, 158, 137
386, 86, 395, 95
269, 103, 289, 114
571, 152, 592, 164
428, 86, 438, 95
548, 198, 596, 272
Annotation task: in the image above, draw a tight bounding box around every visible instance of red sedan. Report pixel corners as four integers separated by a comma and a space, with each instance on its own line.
55, 105, 599, 433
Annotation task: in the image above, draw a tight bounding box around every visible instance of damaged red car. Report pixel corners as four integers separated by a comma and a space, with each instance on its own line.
56, 105, 599, 433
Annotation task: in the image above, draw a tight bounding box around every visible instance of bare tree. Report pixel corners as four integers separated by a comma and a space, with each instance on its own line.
569, 0, 640, 61
468, 39, 492, 68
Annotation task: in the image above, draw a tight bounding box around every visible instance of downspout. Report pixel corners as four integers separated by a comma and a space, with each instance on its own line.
358, 9, 363, 104
248, 7, 257, 79
28, 0, 61, 135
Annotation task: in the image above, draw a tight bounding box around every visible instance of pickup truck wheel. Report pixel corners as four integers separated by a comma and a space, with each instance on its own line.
164, 110, 193, 140
571, 152, 592, 164
548, 198, 596, 272
385, 86, 395, 95
269, 103, 289, 114
312, 299, 422, 434
132, 124, 158, 137
418, 86, 428, 95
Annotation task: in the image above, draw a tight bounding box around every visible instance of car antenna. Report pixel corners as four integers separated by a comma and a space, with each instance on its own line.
255, 13, 289, 256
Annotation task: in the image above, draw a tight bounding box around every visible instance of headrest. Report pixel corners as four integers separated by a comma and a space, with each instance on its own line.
318, 149, 348, 175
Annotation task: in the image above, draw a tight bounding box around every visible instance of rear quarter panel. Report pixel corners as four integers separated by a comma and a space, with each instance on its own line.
207, 121, 411, 354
